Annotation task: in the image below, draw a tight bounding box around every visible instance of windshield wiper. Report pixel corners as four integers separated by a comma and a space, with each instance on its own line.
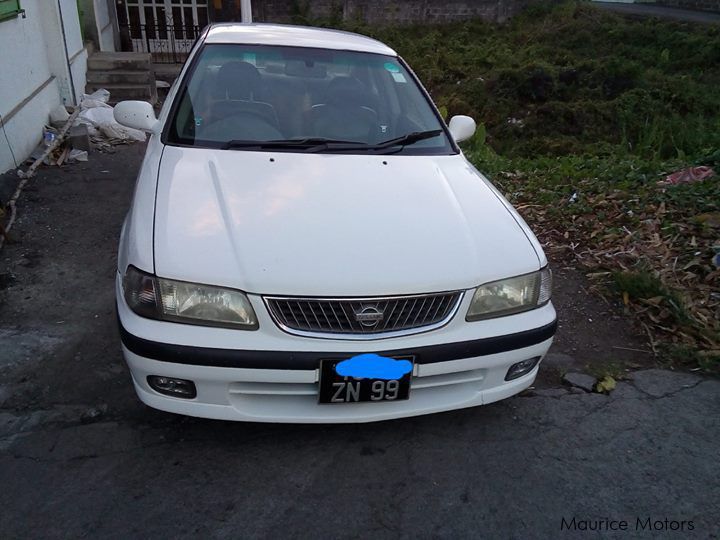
372, 129, 444, 150
222, 138, 365, 151
221, 131, 443, 153
305, 129, 444, 153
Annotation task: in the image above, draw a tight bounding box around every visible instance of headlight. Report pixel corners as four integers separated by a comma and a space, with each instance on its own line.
466, 267, 552, 321
123, 266, 258, 329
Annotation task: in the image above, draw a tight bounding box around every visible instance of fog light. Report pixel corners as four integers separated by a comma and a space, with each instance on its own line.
147, 376, 197, 399
505, 357, 541, 381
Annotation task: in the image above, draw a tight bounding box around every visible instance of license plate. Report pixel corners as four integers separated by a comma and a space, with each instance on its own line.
318, 354, 413, 404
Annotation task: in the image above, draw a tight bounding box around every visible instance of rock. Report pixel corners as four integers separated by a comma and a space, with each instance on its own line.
80, 404, 108, 424
562, 372, 597, 392
630, 369, 701, 398
68, 124, 91, 152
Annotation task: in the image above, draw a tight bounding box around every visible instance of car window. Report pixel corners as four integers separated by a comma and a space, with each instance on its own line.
166, 44, 454, 155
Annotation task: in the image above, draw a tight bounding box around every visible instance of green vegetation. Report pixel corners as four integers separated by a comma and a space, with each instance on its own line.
322, 1, 720, 369
345, 1, 720, 161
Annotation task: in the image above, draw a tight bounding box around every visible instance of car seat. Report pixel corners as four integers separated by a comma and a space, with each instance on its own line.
309, 77, 379, 142
209, 61, 280, 131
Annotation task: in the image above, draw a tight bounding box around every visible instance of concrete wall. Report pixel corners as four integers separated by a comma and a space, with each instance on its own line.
250, 0, 536, 24
0, 0, 86, 174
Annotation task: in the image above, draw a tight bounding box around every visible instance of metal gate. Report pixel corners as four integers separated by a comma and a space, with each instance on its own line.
118, 0, 210, 63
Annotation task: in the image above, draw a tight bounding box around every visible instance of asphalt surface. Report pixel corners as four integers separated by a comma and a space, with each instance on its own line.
1, 143, 719, 539
593, 1, 720, 24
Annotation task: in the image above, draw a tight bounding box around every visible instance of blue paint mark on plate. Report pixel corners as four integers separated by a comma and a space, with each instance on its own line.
335, 354, 412, 380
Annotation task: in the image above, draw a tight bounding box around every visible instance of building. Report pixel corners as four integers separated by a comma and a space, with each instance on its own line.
0, 0, 120, 174
113, 0, 532, 64
116, 0, 243, 63
79, 0, 121, 52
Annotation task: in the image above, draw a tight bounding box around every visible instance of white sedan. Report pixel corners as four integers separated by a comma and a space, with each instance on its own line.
114, 23, 556, 423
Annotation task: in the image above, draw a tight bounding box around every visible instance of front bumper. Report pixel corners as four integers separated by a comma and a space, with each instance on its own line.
117, 275, 557, 423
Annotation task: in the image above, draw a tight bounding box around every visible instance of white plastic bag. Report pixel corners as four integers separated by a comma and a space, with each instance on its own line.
81, 98, 112, 110
67, 149, 88, 163
49, 105, 70, 124
82, 89, 111, 104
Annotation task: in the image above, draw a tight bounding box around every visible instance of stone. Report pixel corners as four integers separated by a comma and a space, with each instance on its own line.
68, 124, 91, 152
562, 372, 597, 392
80, 404, 108, 424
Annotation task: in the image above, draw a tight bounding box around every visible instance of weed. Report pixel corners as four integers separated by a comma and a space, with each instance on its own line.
614, 271, 668, 301
586, 361, 627, 382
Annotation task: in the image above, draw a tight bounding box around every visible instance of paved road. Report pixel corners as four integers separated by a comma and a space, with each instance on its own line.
1, 144, 718, 538
593, 1, 720, 24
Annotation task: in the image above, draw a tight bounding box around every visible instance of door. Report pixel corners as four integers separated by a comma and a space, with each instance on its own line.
119, 0, 209, 62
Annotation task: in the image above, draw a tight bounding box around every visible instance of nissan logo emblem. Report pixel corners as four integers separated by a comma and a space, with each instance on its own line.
354, 306, 384, 327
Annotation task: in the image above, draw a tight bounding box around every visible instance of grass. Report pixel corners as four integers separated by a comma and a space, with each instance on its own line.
310, 1, 720, 370
613, 270, 688, 323
585, 361, 628, 384
348, 2, 720, 161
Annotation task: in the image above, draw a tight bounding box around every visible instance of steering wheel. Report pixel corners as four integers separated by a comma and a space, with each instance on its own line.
199, 110, 284, 141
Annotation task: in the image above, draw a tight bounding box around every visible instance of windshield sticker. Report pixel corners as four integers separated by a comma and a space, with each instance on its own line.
335, 354, 413, 380
384, 62, 400, 73
391, 72, 407, 83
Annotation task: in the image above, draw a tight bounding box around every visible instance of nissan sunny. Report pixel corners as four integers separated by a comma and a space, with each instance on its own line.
114, 23, 557, 423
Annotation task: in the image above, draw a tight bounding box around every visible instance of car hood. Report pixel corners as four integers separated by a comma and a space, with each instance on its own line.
154, 146, 541, 296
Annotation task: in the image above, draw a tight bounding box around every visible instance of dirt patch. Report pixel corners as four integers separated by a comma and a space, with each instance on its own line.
534, 261, 653, 388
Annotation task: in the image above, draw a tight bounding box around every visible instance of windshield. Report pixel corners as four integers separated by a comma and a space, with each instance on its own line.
166, 44, 455, 154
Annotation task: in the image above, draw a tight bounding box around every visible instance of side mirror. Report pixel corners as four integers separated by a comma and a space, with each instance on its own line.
448, 115, 477, 143
114, 101, 159, 133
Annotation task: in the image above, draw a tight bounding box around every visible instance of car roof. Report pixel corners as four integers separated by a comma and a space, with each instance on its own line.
204, 23, 397, 56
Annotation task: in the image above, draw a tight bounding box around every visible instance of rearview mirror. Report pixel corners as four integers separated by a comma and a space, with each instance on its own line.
114, 101, 159, 133
448, 115, 476, 143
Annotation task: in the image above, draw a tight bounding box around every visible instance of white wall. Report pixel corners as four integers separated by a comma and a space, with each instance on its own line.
61, 0, 88, 105
0, 0, 87, 173
94, 0, 116, 51
0, 0, 62, 173
41, 0, 87, 106
70, 47, 88, 104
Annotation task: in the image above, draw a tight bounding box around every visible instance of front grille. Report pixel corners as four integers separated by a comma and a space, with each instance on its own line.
264, 292, 463, 337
